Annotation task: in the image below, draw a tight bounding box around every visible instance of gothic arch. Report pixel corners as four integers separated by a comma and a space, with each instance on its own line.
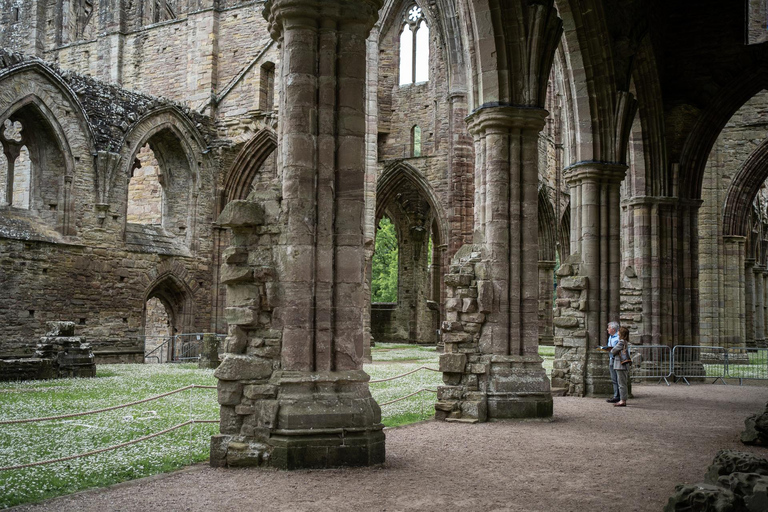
222, 128, 277, 205
678, 66, 768, 201
376, 162, 448, 246
142, 271, 196, 338
538, 187, 557, 262
723, 138, 768, 238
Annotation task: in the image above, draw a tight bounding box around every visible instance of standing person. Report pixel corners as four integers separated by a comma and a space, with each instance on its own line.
611, 326, 631, 407
601, 321, 621, 403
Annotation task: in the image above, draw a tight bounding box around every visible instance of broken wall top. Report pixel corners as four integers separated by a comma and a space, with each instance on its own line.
0, 47, 214, 152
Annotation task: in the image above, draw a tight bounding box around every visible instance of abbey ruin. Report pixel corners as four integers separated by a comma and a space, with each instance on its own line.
1, 0, 767, 468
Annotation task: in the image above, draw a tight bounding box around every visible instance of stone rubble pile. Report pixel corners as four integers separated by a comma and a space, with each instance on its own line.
664, 450, 768, 512
741, 402, 768, 446
0, 321, 95, 381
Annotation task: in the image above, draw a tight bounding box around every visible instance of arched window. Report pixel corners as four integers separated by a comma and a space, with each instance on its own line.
411, 125, 422, 157
259, 62, 276, 112
398, 5, 430, 85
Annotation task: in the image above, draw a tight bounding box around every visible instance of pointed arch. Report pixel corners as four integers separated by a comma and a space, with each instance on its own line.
222, 128, 278, 205
143, 271, 196, 337
679, 67, 768, 201
376, 162, 448, 247
723, 138, 768, 238
538, 187, 557, 262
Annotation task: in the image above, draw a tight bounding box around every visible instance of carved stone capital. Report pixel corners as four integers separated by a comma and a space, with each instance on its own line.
466, 105, 548, 138
563, 161, 627, 187
264, 0, 383, 39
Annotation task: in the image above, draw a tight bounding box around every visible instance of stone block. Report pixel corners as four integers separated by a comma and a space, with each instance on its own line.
461, 312, 486, 323
214, 355, 273, 381
437, 386, 463, 400
222, 247, 249, 265
477, 280, 493, 313
462, 298, 478, 313
224, 327, 248, 354
220, 264, 253, 284
219, 405, 243, 435
46, 321, 75, 336
460, 400, 487, 422
225, 306, 259, 327
467, 363, 488, 374
553, 317, 579, 328
442, 321, 463, 332
217, 381, 243, 405
243, 384, 278, 400
474, 262, 489, 280
445, 274, 472, 287
440, 353, 467, 373
445, 298, 461, 312
218, 200, 265, 227
560, 276, 588, 290
442, 332, 474, 344
556, 264, 573, 277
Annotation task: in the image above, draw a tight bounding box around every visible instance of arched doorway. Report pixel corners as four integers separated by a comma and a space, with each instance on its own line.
372, 163, 446, 345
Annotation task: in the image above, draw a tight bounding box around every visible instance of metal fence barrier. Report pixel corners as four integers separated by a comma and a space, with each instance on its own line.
629, 345, 672, 385
143, 333, 226, 364
725, 347, 768, 384
672, 345, 727, 385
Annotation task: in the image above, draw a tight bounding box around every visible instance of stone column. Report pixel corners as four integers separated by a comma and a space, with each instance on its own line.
753, 265, 765, 347
722, 235, 746, 349
763, 267, 768, 349
745, 258, 756, 348
538, 260, 556, 346
560, 162, 626, 396
464, 106, 552, 419
211, 0, 384, 469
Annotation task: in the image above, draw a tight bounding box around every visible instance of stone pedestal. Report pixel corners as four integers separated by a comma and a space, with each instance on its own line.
198, 333, 220, 369
210, 0, 384, 469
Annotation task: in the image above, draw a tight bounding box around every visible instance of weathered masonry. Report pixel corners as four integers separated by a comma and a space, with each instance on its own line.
1, 0, 768, 469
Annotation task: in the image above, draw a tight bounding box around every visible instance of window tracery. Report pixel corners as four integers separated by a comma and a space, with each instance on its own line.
399, 4, 430, 85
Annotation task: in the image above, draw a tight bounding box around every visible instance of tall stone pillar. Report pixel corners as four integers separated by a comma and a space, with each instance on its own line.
762, 267, 768, 348
753, 265, 765, 347
210, 0, 384, 469
745, 258, 756, 348
440, 106, 552, 420
538, 260, 556, 345
722, 235, 746, 349
555, 162, 625, 396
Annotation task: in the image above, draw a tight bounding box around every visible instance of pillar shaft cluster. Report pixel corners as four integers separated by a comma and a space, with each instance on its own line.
211, 0, 385, 469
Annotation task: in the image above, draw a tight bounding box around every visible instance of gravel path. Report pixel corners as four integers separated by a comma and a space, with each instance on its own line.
12, 384, 768, 512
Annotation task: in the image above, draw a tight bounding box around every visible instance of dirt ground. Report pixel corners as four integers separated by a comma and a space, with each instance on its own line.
12, 383, 768, 512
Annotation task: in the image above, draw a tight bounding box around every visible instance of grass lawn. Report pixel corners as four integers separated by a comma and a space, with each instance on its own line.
0, 344, 555, 508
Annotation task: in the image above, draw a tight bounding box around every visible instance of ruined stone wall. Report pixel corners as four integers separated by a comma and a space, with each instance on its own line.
699, 90, 768, 348
0, 53, 219, 359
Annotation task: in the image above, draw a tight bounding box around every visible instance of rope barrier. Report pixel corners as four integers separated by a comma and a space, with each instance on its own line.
369, 366, 439, 383
0, 419, 219, 472
0, 385, 217, 425
378, 388, 437, 406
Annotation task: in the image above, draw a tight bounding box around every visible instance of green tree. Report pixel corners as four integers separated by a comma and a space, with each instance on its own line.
371, 217, 398, 302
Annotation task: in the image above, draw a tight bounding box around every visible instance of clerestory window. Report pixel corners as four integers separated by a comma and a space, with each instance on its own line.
399, 5, 430, 85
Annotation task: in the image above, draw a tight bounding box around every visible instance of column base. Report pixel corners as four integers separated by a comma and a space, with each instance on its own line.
436, 355, 553, 421
210, 370, 385, 469
584, 349, 615, 397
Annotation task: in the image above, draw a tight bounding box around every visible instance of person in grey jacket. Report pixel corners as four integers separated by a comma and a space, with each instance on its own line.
611, 326, 631, 407
601, 321, 621, 403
